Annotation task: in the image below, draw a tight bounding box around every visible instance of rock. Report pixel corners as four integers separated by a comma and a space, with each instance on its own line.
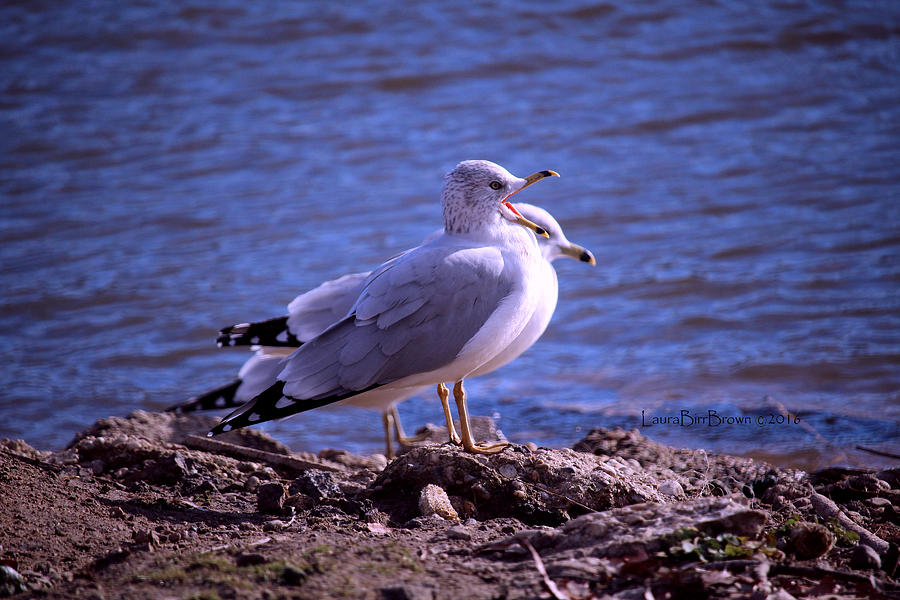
876, 467, 900, 489
749, 471, 779, 498
257, 482, 286, 514
281, 563, 308, 586
787, 522, 834, 560
658, 480, 685, 498
485, 497, 766, 559
380, 583, 435, 600
574, 428, 802, 501
0, 566, 26, 597
418, 484, 459, 521
318, 448, 386, 471
68, 409, 293, 455
91, 548, 131, 570
374, 444, 659, 525
187, 479, 217, 496
263, 520, 287, 532
867, 497, 891, 508
289, 470, 341, 500
235, 553, 267, 567
0, 438, 48, 461
284, 494, 314, 513
136, 453, 191, 485
18, 569, 51, 591
498, 463, 518, 479
403, 515, 448, 529
446, 525, 472, 541
849, 544, 881, 570
696, 506, 767, 538
244, 475, 260, 492
132, 528, 160, 547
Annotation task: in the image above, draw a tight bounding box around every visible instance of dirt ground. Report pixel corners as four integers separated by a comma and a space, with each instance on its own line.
1, 411, 898, 599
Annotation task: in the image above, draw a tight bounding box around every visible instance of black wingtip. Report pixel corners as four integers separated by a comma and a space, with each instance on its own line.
214, 316, 300, 347
209, 380, 286, 436
166, 379, 243, 413
208, 381, 384, 435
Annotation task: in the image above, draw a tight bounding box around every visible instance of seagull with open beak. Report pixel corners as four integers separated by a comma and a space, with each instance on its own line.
209, 160, 567, 455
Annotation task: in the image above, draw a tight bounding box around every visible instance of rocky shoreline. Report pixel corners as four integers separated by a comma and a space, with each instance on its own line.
1, 411, 898, 599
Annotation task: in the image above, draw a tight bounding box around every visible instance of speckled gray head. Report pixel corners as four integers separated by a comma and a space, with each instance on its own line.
441, 160, 558, 236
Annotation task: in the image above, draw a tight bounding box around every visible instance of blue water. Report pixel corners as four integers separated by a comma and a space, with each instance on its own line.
2, 1, 899, 469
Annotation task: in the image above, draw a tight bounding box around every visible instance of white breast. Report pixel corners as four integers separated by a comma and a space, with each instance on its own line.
469, 259, 558, 377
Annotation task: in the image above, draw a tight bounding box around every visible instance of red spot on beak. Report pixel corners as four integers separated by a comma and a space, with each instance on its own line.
502, 201, 522, 217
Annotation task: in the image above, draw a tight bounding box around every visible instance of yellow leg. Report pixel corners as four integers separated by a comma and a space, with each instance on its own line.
437, 383, 461, 445
381, 410, 395, 460
391, 404, 430, 445
453, 380, 508, 454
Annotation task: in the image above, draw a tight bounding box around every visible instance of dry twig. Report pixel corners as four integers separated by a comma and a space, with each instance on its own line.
521, 538, 571, 600
809, 490, 889, 554
183, 434, 344, 473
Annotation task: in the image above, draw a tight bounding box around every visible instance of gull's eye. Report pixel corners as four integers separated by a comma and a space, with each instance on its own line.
489, 181, 503, 190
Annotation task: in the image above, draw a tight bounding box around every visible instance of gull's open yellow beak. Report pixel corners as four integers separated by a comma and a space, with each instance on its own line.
500, 169, 559, 238
520, 170, 560, 192
502, 201, 550, 238
514, 214, 551, 238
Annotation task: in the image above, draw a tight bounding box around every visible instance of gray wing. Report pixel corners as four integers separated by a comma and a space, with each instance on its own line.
281, 244, 512, 399
216, 271, 370, 347
209, 244, 515, 435
286, 272, 370, 341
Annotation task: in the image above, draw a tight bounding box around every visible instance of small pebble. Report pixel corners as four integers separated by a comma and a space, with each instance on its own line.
471, 482, 490, 501
658, 480, 685, 498
244, 475, 260, 493
132, 528, 159, 547
418, 484, 459, 521
0, 566, 26, 595
281, 563, 308, 586
235, 552, 267, 566
446, 525, 471, 541
498, 464, 517, 479
404, 515, 442, 529
257, 482, 286, 514
289, 470, 340, 500
284, 493, 313, 512
380, 583, 435, 600
788, 522, 834, 559
263, 520, 287, 532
